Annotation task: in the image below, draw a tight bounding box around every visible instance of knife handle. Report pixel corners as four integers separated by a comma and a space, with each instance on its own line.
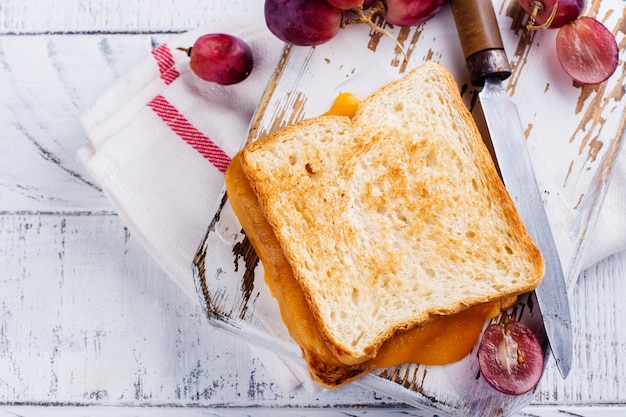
450, 0, 511, 85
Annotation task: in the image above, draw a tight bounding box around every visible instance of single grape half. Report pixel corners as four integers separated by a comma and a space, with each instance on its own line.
478, 321, 544, 395
556, 16, 619, 85
265, 0, 343, 46
382, 0, 446, 26
182, 34, 253, 85
519, 0, 584, 29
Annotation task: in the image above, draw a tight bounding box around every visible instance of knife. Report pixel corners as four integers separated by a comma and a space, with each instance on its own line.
449, 0, 573, 378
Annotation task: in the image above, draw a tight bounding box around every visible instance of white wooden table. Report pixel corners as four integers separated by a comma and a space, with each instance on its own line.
1, 1, 624, 415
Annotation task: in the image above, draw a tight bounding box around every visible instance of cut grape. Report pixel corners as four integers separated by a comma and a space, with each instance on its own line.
556, 16, 619, 85
179, 34, 253, 85
478, 321, 544, 395
519, 0, 584, 29
265, 0, 343, 46
382, 0, 446, 26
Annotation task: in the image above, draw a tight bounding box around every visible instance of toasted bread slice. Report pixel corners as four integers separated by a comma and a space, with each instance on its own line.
240, 61, 544, 366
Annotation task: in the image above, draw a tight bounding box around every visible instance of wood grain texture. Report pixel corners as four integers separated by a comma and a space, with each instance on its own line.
0, 34, 155, 212
0, 0, 262, 34
1, 0, 625, 415
0, 214, 397, 408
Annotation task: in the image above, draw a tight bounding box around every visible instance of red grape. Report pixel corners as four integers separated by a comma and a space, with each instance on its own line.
556, 16, 619, 85
478, 321, 544, 395
179, 34, 253, 85
265, 0, 343, 46
326, 0, 364, 10
382, 0, 446, 26
519, 0, 584, 29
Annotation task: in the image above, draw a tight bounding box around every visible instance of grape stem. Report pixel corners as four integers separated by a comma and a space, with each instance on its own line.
176, 47, 192, 57
342, 1, 408, 62
525, 0, 559, 30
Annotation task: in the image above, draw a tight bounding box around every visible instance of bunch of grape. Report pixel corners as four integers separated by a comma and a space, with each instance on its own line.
519, 0, 618, 84
178, 0, 617, 87
264, 0, 446, 47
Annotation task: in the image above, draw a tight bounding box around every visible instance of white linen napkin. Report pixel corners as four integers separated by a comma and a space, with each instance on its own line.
79, 17, 282, 302
78, 8, 625, 392
78, 13, 317, 392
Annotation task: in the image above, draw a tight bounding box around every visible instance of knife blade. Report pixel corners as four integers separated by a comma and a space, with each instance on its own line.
450, 0, 573, 378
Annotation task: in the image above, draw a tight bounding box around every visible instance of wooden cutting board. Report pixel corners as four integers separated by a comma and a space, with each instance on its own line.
193, 1, 625, 415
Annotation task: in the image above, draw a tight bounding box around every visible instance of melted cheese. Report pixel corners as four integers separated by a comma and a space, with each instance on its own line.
226, 152, 513, 370
322, 92, 362, 117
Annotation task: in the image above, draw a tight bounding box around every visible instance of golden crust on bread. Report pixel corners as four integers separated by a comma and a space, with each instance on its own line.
239, 61, 544, 367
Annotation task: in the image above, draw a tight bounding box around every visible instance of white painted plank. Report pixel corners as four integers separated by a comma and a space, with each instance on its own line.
0, 0, 264, 34
0, 214, 402, 407
0, 213, 233, 403
0, 407, 436, 417
518, 406, 626, 417
0, 404, 624, 416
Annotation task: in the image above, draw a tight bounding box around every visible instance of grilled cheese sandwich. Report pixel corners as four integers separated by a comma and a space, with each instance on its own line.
225, 61, 544, 388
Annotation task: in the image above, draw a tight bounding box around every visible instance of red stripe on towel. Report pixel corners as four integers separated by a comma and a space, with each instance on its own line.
151, 44, 180, 85
148, 95, 231, 173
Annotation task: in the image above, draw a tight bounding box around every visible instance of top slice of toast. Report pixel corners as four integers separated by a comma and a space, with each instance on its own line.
241, 61, 544, 365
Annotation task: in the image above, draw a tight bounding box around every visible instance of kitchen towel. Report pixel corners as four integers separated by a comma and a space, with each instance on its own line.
78, 5, 625, 393
78, 11, 317, 392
